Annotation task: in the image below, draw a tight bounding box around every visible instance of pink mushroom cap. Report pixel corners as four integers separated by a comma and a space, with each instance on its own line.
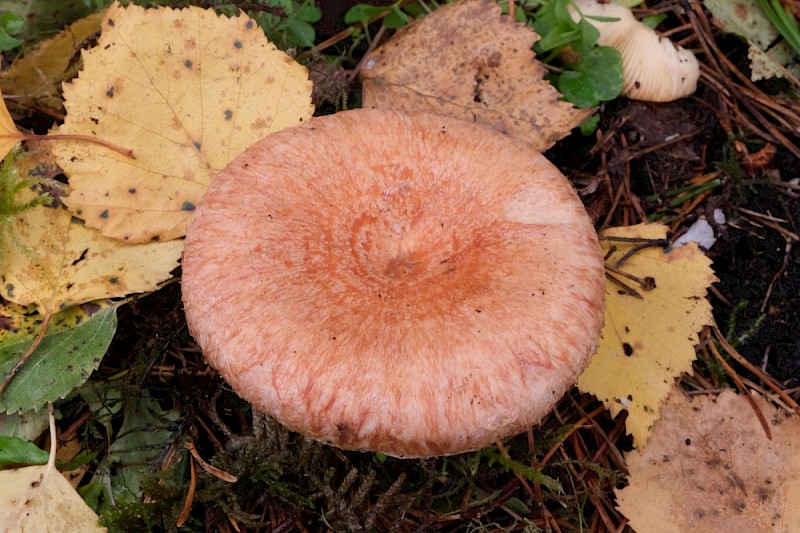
181, 109, 605, 458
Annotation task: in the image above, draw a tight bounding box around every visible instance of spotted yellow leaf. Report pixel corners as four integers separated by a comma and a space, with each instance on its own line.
578, 224, 717, 448
1, 186, 182, 315
0, 464, 105, 531
51, 1, 314, 243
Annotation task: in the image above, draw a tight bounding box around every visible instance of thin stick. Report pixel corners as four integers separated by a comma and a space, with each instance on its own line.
0, 312, 52, 395
706, 334, 772, 440
23, 133, 135, 159
185, 441, 237, 482
177, 454, 196, 528
47, 402, 57, 472
711, 324, 800, 412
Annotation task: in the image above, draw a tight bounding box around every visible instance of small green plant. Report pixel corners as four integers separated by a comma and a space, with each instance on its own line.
531, 0, 624, 107
345, 0, 411, 32
253, 0, 322, 49
757, 0, 800, 57
0, 13, 24, 51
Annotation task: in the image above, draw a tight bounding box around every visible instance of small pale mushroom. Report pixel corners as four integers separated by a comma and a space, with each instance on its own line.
571, 0, 700, 102
181, 109, 605, 458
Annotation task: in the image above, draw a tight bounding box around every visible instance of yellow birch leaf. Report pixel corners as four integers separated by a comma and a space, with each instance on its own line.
1, 187, 182, 315
0, 87, 25, 161
0, 10, 106, 117
359, 0, 591, 152
577, 223, 717, 448
617, 387, 800, 532
0, 464, 106, 532
51, 1, 314, 243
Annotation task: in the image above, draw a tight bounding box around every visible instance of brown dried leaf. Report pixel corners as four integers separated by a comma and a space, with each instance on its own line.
360, 0, 590, 152
617, 387, 800, 532
0, 11, 105, 117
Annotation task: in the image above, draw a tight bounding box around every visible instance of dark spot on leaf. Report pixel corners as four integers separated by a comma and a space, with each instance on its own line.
109, 277, 119, 285
622, 342, 634, 356
90, 117, 99, 124
234, 40, 243, 49
151, 235, 160, 242
193, 141, 201, 149
107, 18, 114, 27
181, 201, 196, 211
224, 109, 233, 121
246, 20, 254, 29
106, 86, 115, 98
66, 283, 74, 290
5, 284, 14, 297
99, 209, 109, 219
475, 309, 481, 313
128, 188, 136, 194
685, 438, 692, 445
184, 59, 192, 68
71, 249, 88, 266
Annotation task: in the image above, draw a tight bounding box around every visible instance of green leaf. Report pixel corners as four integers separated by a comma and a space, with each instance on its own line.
284, 19, 316, 48
558, 45, 623, 107
580, 113, 600, 135
0, 435, 48, 466
294, 3, 321, 23
385, 7, 410, 29
344, 3, 388, 25
0, 13, 23, 34
0, 302, 117, 413
107, 391, 180, 506
574, 17, 600, 55
0, 408, 50, 441
641, 13, 667, 29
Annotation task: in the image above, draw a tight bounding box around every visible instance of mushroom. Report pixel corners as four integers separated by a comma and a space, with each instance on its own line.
571, 0, 700, 102
181, 109, 605, 458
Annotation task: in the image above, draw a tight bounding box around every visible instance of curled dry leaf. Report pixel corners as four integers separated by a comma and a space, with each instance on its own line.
617, 387, 800, 532
0, 11, 105, 117
360, 0, 591, 152
578, 224, 717, 448
51, 1, 314, 243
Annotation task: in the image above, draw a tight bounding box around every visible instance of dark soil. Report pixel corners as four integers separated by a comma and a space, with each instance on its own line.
709, 189, 800, 386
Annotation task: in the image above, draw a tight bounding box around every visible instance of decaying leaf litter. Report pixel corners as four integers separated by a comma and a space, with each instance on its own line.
0, 0, 798, 531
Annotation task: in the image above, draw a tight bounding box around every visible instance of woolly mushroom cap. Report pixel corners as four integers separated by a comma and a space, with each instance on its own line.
181, 109, 605, 458
572, 0, 700, 102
